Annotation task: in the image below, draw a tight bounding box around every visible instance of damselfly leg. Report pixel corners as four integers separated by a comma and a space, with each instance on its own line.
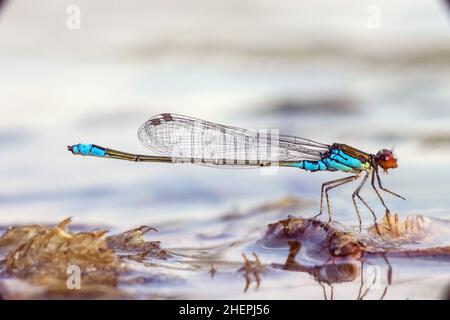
371, 170, 394, 230
371, 170, 390, 213
352, 172, 381, 234
315, 175, 360, 224
375, 167, 405, 200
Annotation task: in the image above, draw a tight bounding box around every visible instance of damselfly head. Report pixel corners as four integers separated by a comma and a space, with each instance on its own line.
375, 149, 398, 173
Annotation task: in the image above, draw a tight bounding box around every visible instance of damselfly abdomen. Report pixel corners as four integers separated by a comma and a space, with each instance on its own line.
68, 113, 405, 233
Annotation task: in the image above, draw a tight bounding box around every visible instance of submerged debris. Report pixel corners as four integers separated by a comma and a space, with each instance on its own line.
265, 216, 418, 300
280, 240, 360, 282
106, 225, 169, 260
264, 215, 364, 258
238, 253, 266, 293
264, 213, 450, 257
263, 212, 450, 299
209, 262, 217, 279
0, 200, 449, 299
368, 213, 429, 240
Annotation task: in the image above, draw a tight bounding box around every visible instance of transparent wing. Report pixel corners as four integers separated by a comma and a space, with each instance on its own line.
137, 113, 331, 168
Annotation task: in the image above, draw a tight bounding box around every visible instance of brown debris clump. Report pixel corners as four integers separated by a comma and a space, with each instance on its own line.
0, 224, 43, 254
368, 212, 429, 240
106, 225, 169, 260
368, 212, 450, 258
264, 213, 450, 259
264, 216, 364, 258
0, 218, 168, 299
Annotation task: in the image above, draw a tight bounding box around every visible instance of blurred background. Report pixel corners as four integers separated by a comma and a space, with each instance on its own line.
0, 0, 449, 231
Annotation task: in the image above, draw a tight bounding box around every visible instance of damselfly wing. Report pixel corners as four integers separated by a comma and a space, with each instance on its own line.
137, 113, 331, 168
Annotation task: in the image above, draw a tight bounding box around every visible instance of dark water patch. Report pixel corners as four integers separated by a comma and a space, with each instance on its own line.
0, 185, 116, 205
421, 133, 450, 149
126, 40, 450, 68
255, 95, 358, 117
140, 185, 224, 205
220, 195, 311, 221
0, 0, 9, 14
0, 128, 31, 149
75, 109, 147, 129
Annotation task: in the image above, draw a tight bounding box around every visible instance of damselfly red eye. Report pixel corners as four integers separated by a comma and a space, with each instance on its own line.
376, 149, 398, 171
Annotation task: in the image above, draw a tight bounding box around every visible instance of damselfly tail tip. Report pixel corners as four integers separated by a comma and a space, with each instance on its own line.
67, 145, 74, 153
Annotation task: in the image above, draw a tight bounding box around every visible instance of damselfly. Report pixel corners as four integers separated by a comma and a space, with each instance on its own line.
68, 113, 405, 233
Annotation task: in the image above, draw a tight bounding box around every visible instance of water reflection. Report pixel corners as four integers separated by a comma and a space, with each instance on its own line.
272, 240, 392, 300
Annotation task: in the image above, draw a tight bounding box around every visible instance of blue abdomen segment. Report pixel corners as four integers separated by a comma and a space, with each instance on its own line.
287, 160, 328, 172
68, 144, 106, 157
